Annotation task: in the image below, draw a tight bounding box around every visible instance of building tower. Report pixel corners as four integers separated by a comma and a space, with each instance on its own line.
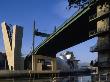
1, 22, 23, 70
90, 0, 110, 81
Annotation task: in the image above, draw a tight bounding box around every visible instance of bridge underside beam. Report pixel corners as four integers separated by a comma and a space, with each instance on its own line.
35, 6, 96, 57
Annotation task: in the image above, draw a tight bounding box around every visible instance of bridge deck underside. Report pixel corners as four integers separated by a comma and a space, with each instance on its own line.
35, 6, 96, 57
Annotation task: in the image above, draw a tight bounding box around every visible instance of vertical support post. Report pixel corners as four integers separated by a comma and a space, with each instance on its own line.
51, 58, 57, 71
5, 59, 7, 70
32, 20, 35, 71
96, 1, 110, 81
91, 1, 110, 82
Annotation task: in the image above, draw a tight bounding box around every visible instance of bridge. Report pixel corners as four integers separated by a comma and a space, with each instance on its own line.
27, 0, 110, 78
1, 0, 109, 81
24, 0, 110, 75
33, 0, 104, 57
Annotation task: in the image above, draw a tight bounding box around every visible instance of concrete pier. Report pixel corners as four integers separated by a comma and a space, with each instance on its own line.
32, 55, 57, 72
91, 0, 110, 82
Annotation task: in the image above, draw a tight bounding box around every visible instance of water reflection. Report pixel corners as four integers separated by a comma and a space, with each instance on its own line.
0, 77, 75, 82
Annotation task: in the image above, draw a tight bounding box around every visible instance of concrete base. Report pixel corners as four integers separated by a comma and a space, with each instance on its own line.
32, 55, 57, 72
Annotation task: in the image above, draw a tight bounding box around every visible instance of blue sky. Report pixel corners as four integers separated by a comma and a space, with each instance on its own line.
0, 0, 97, 63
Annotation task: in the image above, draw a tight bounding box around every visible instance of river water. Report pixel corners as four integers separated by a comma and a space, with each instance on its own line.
0, 78, 72, 82
0, 76, 91, 82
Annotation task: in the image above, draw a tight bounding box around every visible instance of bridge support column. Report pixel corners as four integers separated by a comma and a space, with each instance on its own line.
97, 0, 110, 74
51, 58, 57, 71
91, 1, 110, 82
32, 55, 57, 72
32, 55, 38, 71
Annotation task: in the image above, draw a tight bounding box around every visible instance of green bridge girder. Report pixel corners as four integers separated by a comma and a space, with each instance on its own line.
34, 1, 98, 57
